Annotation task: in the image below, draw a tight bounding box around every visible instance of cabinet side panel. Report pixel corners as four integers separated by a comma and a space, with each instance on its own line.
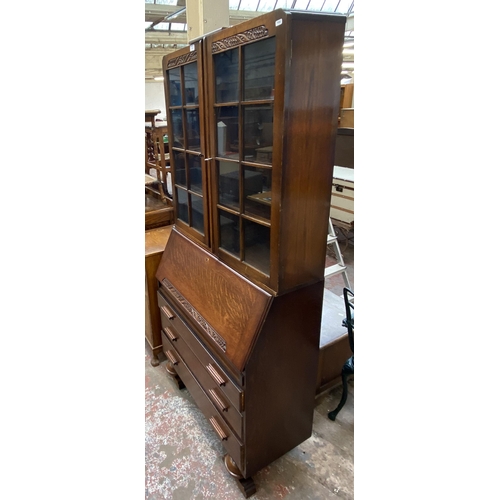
279, 17, 345, 292
243, 280, 324, 477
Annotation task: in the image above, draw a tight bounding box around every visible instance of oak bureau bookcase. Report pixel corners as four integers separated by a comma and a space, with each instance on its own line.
155, 9, 346, 497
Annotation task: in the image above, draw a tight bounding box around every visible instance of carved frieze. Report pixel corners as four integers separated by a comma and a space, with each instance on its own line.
162, 279, 227, 352
212, 26, 269, 53
166, 50, 197, 69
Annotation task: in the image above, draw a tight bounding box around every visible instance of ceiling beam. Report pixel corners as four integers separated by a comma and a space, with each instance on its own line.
145, 5, 178, 23
145, 31, 188, 45
147, 5, 267, 25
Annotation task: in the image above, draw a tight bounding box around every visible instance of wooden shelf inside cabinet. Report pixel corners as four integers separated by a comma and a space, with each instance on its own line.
158, 9, 346, 496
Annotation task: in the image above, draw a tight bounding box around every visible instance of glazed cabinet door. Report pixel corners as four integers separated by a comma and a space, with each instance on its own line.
205, 18, 283, 291
162, 42, 211, 248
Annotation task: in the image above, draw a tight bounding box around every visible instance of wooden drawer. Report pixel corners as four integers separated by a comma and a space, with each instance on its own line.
162, 338, 244, 471
158, 290, 244, 412
162, 329, 243, 438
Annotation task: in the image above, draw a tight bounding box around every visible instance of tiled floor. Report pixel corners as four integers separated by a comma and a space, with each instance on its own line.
145, 229, 354, 499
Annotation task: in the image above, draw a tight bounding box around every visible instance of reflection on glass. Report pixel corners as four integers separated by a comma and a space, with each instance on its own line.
186, 108, 200, 151
173, 150, 186, 187
183, 62, 199, 104
243, 166, 271, 220
243, 105, 273, 163
244, 219, 270, 275
170, 109, 184, 147
218, 161, 240, 211
168, 67, 182, 106
176, 187, 188, 223
214, 48, 239, 103
219, 209, 240, 257
188, 154, 202, 194
191, 193, 205, 234
243, 37, 276, 101
216, 106, 239, 159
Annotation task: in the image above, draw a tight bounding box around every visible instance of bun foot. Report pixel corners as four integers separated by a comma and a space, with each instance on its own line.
150, 354, 160, 367
165, 360, 185, 390
224, 454, 256, 498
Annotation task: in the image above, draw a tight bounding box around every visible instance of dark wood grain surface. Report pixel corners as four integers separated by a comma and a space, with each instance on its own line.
145, 225, 173, 360
156, 229, 272, 372
278, 15, 345, 293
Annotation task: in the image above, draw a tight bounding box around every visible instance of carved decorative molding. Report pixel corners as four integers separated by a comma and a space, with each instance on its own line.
162, 279, 227, 352
166, 50, 197, 69
212, 25, 269, 53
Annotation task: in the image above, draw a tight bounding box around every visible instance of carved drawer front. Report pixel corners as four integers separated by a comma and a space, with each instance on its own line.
158, 290, 244, 412
161, 329, 243, 438
162, 336, 244, 471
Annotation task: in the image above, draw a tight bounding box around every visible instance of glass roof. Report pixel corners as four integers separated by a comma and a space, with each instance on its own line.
145, 0, 354, 11
228, 0, 353, 12
146, 0, 353, 33
146, 0, 354, 78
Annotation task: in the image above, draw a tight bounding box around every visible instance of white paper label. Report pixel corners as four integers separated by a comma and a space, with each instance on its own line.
190, 44, 195, 51
275, 19, 282, 26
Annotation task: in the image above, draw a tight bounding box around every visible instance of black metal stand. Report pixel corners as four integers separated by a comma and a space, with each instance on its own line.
328, 287, 354, 422
328, 356, 354, 421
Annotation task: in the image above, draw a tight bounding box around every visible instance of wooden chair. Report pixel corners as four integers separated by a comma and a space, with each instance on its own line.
328, 287, 354, 421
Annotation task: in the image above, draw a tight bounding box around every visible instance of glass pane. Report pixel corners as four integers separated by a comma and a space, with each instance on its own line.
293, 0, 309, 9
170, 22, 186, 31
183, 62, 199, 104
239, 0, 258, 9
274, 0, 293, 8
335, 0, 353, 14
216, 106, 239, 160
170, 109, 184, 148
307, 0, 325, 10
322, 0, 340, 12
187, 153, 203, 194
244, 219, 270, 275
257, 0, 277, 12
243, 37, 276, 101
176, 187, 188, 224
219, 209, 240, 257
218, 161, 240, 211
190, 193, 205, 234
214, 48, 239, 103
173, 150, 186, 187
185, 108, 200, 151
243, 105, 273, 163
167, 67, 182, 106
243, 166, 272, 221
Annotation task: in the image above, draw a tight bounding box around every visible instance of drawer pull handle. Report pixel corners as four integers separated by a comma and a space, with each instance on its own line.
161, 305, 175, 320
209, 389, 228, 412
164, 327, 178, 342
206, 363, 226, 386
209, 417, 228, 441
166, 350, 179, 365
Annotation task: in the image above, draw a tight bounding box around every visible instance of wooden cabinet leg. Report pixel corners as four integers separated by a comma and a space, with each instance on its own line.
165, 360, 185, 390
224, 454, 256, 498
